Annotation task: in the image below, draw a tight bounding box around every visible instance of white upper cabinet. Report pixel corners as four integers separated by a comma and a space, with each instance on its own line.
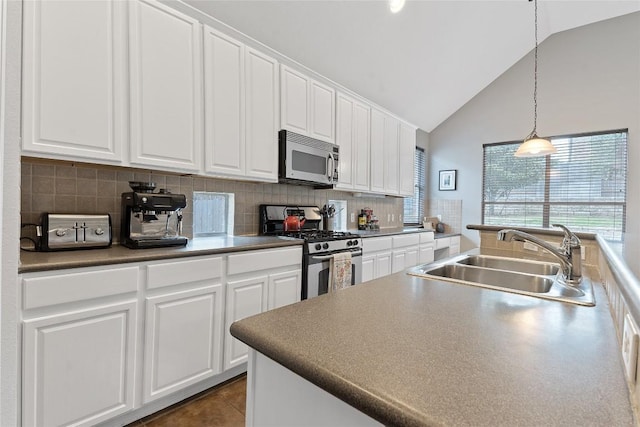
336, 92, 370, 191
129, 0, 203, 172
369, 108, 385, 194
203, 26, 245, 177
336, 94, 354, 189
280, 64, 335, 143
22, 0, 126, 163
244, 47, 279, 181
383, 113, 400, 195
399, 121, 417, 196
280, 65, 309, 134
203, 27, 279, 182
309, 80, 335, 142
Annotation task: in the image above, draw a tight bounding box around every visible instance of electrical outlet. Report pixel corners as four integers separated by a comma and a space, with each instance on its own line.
622, 313, 639, 384
581, 246, 586, 261
387, 214, 391, 222
350, 213, 355, 223
391, 214, 395, 222
523, 242, 538, 252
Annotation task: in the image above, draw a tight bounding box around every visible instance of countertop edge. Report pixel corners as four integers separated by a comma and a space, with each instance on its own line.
466, 224, 597, 240
230, 320, 434, 427
19, 238, 303, 274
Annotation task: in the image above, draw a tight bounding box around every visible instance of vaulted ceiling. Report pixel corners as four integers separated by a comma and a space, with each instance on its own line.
183, 0, 640, 132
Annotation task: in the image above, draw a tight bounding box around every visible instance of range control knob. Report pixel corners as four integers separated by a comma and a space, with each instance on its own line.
95, 228, 105, 236
315, 244, 322, 250
322, 243, 329, 250
55, 229, 67, 237
346, 240, 353, 246
352, 240, 359, 246
141, 196, 148, 203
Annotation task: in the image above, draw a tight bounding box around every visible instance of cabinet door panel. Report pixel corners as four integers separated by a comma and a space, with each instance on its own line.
362, 255, 375, 283
280, 65, 309, 134
225, 276, 268, 370
23, 301, 137, 427
375, 252, 392, 279
143, 284, 223, 403
268, 270, 301, 310
353, 101, 371, 191
129, 0, 202, 171
310, 80, 335, 142
383, 114, 400, 195
405, 247, 419, 269
392, 250, 406, 274
419, 245, 435, 265
370, 109, 385, 193
22, 0, 125, 162
336, 94, 354, 189
245, 48, 279, 181
204, 26, 244, 176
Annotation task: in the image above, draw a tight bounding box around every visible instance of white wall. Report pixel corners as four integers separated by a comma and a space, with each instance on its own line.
1, 0, 21, 424
428, 12, 640, 277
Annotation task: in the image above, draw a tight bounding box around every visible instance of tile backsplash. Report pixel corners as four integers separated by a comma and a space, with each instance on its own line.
21, 158, 405, 241
426, 199, 462, 234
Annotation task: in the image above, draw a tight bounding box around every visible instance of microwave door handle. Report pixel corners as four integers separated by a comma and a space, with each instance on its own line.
327, 154, 335, 183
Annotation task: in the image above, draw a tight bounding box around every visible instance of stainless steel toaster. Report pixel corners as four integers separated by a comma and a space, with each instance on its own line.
41, 213, 112, 251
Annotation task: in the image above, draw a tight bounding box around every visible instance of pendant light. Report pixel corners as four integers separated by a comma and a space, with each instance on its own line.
389, 0, 405, 14
515, 0, 556, 157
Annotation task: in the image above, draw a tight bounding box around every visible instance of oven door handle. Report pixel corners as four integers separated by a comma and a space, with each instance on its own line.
311, 250, 362, 261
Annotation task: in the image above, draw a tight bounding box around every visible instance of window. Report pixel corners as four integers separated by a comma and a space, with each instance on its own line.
193, 192, 235, 236
482, 130, 627, 241
327, 200, 347, 231
404, 147, 426, 224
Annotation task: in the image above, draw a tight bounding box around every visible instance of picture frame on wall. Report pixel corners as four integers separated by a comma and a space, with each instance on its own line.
439, 170, 457, 191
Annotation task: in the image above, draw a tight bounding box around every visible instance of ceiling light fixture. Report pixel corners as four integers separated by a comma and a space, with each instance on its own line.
389, 0, 405, 14
515, 0, 556, 158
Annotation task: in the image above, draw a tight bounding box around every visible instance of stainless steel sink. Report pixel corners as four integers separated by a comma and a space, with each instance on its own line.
407, 254, 595, 306
456, 255, 560, 276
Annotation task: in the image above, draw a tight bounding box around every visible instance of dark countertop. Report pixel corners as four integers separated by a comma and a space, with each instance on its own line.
352, 227, 459, 239
230, 259, 633, 426
19, 235, 303, 273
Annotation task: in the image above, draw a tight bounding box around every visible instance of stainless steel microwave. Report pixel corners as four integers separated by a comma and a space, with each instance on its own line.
278, 130, 339, 188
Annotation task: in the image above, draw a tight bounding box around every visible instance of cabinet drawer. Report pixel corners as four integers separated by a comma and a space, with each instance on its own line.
227, 247, 302, 276
147, 256, 223, 290
435, 237, 451, 249
22, 266, 139, 310
362, 236, 392, 252
420, 231, 435, 244
392, 234, 420, 248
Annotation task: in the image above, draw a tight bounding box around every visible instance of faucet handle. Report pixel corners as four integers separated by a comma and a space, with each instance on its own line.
552, 224, 581, 247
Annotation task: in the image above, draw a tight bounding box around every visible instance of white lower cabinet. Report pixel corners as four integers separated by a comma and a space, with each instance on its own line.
224, 247, 302, 370
224, 274, 268, 370
391, 234, 420, 273
362, 236, 393, 280
23, 302, 137, 427
20, 246, 302, 426
143, 284, 224, 403
21, 266, 139, 427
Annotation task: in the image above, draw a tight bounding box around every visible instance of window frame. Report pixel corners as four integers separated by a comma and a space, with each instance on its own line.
482, 128, 628, 241
403, 146, 426, 225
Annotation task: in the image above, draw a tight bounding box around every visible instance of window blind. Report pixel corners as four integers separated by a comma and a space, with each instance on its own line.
482, 130, 627, 241
404, 147, 425, 224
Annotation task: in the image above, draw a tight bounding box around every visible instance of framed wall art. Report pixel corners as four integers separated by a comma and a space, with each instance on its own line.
439, 169, 457, 191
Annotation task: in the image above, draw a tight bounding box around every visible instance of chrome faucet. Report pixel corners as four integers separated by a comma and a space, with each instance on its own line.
497, 224, 582, 285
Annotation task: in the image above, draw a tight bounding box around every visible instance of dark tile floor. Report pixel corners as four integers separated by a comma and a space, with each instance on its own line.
127, 374, 247, 427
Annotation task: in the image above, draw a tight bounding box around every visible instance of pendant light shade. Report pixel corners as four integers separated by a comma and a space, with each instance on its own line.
515, 0, 556, 158
515, 133, 557, 157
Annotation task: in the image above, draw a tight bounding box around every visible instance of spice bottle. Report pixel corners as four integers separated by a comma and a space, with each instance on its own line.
358, 210, 367, 230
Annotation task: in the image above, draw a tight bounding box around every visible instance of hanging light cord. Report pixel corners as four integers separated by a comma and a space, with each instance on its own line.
527, 0, 539, 140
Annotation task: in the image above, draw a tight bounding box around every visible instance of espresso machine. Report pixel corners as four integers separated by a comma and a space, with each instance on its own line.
121, 181, 188, 249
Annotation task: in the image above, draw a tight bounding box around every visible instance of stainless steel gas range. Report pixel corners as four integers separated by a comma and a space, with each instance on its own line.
259, 205, 362, 299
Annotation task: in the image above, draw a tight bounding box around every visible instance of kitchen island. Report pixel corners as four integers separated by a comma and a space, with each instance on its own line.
231, 263, 634, 426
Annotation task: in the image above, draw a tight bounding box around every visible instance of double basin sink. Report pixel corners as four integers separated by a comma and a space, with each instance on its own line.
407, 254, 595, 306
